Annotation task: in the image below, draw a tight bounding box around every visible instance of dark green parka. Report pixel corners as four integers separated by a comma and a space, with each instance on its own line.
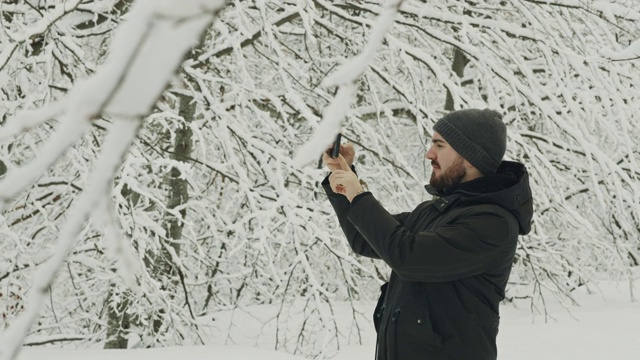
323, 161, 533, 360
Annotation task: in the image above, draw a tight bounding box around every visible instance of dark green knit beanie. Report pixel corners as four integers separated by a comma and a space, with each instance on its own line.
433, 108, 506, 175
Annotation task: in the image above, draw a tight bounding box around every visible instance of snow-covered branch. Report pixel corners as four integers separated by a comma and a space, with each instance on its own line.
602, 38, 640, 61
293, 0, 404, 167
0, 0, 83, 72
0, 0, 226, 358
1, 0, 639, 357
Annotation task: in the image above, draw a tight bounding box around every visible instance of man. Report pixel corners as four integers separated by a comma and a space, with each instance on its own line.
322, 108, 533, 360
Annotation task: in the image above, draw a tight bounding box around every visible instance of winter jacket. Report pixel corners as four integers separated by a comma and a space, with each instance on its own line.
323, 161, 533, 360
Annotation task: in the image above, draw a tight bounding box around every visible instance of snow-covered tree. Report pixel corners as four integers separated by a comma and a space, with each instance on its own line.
1, 0, 639, 358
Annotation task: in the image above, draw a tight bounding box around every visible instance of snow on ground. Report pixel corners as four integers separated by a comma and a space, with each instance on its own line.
19, 345, 305, 360
499, 281, 640, 360
17, 278, 640, 360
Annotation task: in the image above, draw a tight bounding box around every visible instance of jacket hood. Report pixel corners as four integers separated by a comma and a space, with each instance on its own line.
426, 161, 533, 235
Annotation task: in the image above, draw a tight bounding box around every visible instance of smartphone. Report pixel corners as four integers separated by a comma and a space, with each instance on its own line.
330, 133, 342, 158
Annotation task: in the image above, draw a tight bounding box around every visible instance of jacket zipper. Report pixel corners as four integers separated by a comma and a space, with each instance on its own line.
375, 304, 386, 360
391, 308, 401, 359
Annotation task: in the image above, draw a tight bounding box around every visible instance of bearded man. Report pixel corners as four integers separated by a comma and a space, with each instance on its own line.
322, 108, 533, 360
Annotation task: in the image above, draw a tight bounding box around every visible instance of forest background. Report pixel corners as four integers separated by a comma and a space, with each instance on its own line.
0, 0, 639, 359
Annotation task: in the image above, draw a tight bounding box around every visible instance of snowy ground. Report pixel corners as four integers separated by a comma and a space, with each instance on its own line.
17, 279, 640, 360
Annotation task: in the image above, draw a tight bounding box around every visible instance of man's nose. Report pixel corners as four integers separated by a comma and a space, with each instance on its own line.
425, 147, 435, 160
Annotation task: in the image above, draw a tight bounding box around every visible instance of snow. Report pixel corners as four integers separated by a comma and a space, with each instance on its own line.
602, 38, 640, 61
19, 345, 306, 360
593, 1, 640, 21
0, 1, 226, 357
16, 280, 640, 360
293, 0, 403, 168
84, 0, 224, 116
0, 120, 142, 360
498, 284, 640, 359
2, 1, 640, 360
0, 0, 225, 206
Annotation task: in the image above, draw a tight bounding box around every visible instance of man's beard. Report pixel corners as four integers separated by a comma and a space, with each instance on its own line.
430, 157, 467, 192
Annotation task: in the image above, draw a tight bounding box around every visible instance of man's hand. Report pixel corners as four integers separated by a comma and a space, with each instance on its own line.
323, 143, 355, 172
328, 155, 364, 202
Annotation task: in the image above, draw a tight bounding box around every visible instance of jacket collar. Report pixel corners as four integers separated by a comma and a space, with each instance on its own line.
424, 161, 533, 234
429, 193, 462, 212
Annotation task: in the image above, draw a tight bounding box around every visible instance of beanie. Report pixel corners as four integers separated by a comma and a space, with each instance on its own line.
433, 108, 506, 175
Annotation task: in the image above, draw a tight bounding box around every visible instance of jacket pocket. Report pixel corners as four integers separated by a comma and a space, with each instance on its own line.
467, 313, 500, 359
373, 282, 388, 333
390, 307, 444, 358
468, 312, 500, 337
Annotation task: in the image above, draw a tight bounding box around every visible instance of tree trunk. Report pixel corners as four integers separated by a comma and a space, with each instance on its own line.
104, 286, 131, 349
103, 184, 140, 349
444, 47, 469, 111
103, 91, 195, 345
151, 92, 195, 334
444, 3, 472, 111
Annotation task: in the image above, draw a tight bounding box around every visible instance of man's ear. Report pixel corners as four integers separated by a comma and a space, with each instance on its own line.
462, 158, 474, 170
463, 158, 484, 178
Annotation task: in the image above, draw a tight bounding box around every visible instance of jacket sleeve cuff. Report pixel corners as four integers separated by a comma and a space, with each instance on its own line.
351, 191, 371, 206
